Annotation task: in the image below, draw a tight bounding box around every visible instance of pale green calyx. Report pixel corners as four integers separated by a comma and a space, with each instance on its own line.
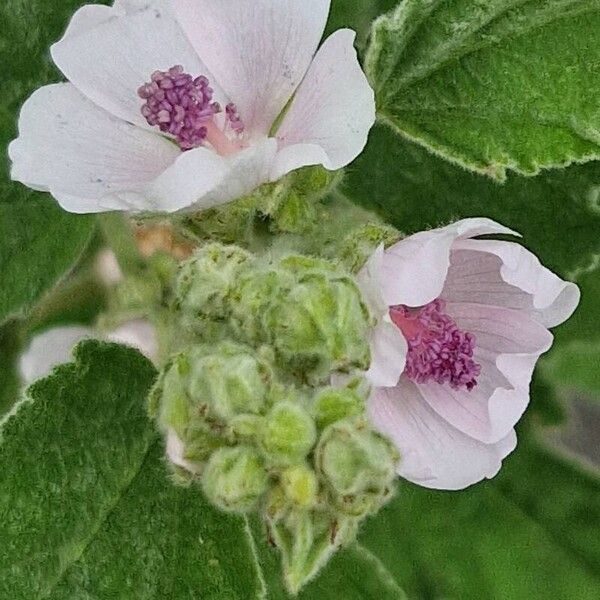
261, 401, 317, 466
175, 243, 251, 320
202, 446, 268, 513
316, 417, 399, 517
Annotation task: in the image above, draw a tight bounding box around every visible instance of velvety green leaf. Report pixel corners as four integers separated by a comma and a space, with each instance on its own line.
358, 438, 600, 599
0, 0, 97, 324
249, 517, 406, 600
367, 0, 600, 180
0, 341, 263, 600
346, 124, 600, 278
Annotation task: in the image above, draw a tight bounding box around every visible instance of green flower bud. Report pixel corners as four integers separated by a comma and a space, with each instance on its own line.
202, 446, 268, 513
316, 418, 398, 517
281, 465, 318, 509
175, 243, 251, 320
267, 259, 371, 380
188, 342, 272, 421
261, 401, 317, 466
312, 385, 365, 429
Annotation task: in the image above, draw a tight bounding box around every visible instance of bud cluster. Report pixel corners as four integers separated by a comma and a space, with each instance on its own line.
149, 243, 399, 593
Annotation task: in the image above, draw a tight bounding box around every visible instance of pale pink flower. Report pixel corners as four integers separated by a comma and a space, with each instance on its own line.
9, 0, 374, 214
357, 218, 580, 490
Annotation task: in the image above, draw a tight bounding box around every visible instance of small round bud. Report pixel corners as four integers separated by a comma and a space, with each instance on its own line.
316, 418, 398, 516
202, 446, 268, 513
261, 401, 317, 466
188, 342, 272, 421
281, 465, 319, 509
312, 386, 365, 429
175, 243, 251, 320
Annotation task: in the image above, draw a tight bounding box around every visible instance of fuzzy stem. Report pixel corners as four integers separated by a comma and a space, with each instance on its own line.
97, 213, 145, 276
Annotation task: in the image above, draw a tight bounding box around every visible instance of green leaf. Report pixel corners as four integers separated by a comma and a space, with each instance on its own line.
248, 517, 406, 600
345, 124, 600, 278
367, 0, 600, 180
358, 438, 600, 599
0, 0, 97, 324
0, 199, 94, 324
0, 341, 264, 599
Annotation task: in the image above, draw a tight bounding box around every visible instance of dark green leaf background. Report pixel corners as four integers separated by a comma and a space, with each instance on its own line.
1, 0, 599, 598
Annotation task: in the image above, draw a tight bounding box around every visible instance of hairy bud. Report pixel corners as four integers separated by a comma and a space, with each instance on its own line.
202, 446, 269, 513
316, 418, 398, 517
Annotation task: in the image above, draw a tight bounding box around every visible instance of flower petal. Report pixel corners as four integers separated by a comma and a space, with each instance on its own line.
166, 429, 202, 474
414, 303, 552, 443
366, 319, 408, 388
380, 218, 517, 307
174, 0, 331, 137
356, 244, 389, 316
148, 137, 278, 212
107, 320, 159, 363
368, 380, 517, 490
9, 84, 180, 213
19, 326, 93, 385
272, 29, 375, 178
51, 0, 223, 129
452, 240, 580, 328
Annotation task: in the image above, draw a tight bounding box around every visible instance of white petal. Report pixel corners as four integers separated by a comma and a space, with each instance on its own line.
356, 244, 389, 316
368, 380, 517, 490
107, 320, 159, 363
166, 429, 202, 474
380, 218, 517, 307
9, 83, 180, 213
148, 137, 278, 212
452, 239, 580, 328
174, 0, 331, 137
51, 0, 224, 129
366, 319, 408, 388
272, 29, 375, 178
19, 326, 93, 385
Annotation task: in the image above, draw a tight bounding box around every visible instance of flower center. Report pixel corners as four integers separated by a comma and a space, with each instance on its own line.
390, 299, 481, 390
138, 65, 245, 155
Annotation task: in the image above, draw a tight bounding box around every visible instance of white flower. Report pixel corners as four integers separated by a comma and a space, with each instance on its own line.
9, 0, 375, 214
357, 218, 580, 490
20, 320, 158, 385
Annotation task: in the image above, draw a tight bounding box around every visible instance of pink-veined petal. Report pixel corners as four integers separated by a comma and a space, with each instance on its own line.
452, 239, 580, 328
272, 29, 375, 178
174, 0, 331, 137
380, 218, 517, 308
368, 380, 517, 490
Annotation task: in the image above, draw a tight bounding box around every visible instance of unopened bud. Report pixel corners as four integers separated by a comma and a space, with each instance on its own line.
261, 401, 317, 466
202, 446, 268, 513
312, 386, 365, 429
316, 418, 398, 516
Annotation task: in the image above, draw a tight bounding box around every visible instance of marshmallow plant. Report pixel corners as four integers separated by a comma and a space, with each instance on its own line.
3, 0, 592, 597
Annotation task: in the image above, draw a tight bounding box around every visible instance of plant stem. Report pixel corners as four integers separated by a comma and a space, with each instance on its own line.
97, 213, 145, 276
